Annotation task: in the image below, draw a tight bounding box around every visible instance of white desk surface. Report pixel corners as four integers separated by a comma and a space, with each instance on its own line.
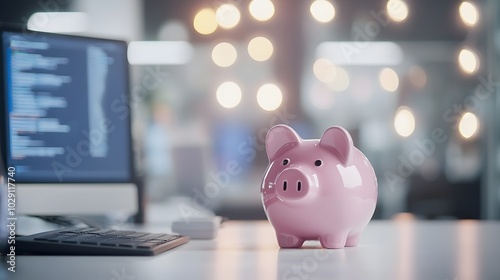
5, 219, 500, 280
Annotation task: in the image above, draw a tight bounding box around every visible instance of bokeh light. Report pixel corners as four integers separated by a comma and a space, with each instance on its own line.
212, 42, 237, 67
394, 106, 416, 137
459, 1, 479, 27
310, 0, 335, 23
387, 0, 409, 22
27, 12, 89, 33
408, 66, 427, 88
379, 68, 400, 92
328, 67, 350, 92
257, 83, 283, 111
313, 58, 336, 84
248, 37, 274, 62
193, 8, 218, 35
216, 4, 241, 29
216, 82, 242, 109
313, 59, 349, 91
249, 0, 275, 21
458, 48, 480, 74
458, 112, 479, 139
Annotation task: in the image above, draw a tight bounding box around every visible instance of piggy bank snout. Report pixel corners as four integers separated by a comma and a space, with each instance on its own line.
275, 168, 311, 199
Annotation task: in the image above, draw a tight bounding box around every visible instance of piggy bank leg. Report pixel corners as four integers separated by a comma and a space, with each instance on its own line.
345, 233, 361, 247
276, 233, 304, 248
319, 232, 347, 249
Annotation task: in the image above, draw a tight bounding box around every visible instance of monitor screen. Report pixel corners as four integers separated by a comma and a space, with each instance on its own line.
0, 28, 132, 183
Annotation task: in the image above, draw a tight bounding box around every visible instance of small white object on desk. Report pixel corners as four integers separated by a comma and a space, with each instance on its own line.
172, 216, 223, 239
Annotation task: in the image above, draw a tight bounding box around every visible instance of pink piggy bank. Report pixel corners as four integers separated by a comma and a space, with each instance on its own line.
261, 125, 377, 249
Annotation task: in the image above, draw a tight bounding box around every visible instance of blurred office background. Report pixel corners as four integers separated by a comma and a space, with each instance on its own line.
1, 0, 499, 220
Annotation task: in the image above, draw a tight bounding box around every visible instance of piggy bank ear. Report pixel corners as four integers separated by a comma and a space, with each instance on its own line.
319, 126, 354, 166
266, 125, 301, 161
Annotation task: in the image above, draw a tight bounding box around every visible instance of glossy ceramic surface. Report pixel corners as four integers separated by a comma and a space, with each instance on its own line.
261, 125, 378, 248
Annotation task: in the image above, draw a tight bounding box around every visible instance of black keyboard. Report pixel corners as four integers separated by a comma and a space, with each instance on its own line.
16, 227, 189, 256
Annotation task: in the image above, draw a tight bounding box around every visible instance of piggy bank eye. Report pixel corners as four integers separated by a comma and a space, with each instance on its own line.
282, 159, 290, 165
315, 160, 322, 166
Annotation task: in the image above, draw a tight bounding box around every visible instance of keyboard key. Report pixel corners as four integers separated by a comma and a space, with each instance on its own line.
162, 235, 182, 242
88, 229, 115, 235
121, 233, 149, 239
100, 238, 136, 246
67, 235, 99, 242
114, 231, 138, 236
60, 228, 98, 234
142, 233, 169, 241
73, 228, 99, 234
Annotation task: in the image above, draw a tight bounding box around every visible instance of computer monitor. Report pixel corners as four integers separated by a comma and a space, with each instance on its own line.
0, 24, 137, 216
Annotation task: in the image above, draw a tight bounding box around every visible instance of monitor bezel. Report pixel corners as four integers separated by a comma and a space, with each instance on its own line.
0, 23, 136, 185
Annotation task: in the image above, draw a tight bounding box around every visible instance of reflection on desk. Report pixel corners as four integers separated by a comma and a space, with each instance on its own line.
6, 219, 500, 280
